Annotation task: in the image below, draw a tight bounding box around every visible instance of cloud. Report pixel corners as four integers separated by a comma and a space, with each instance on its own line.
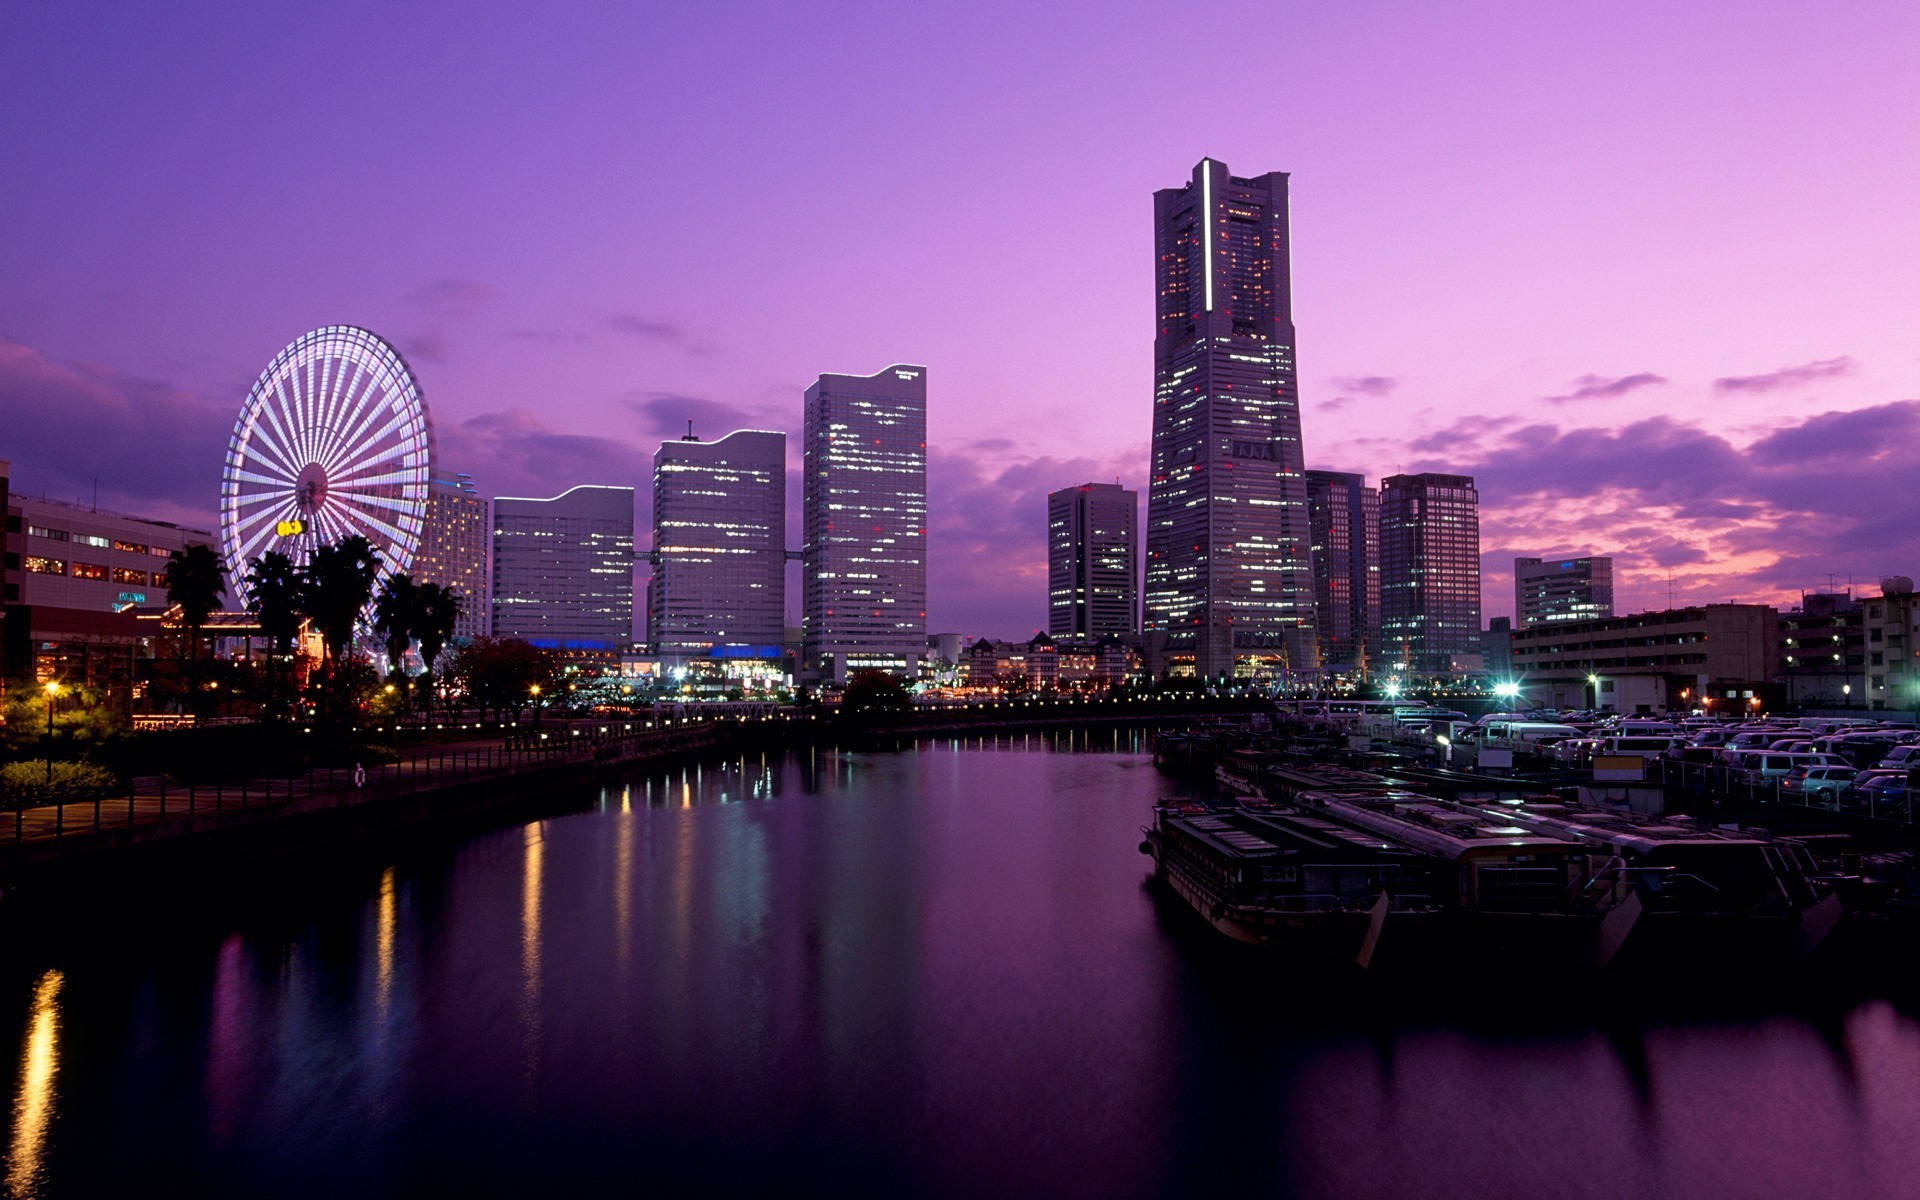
1544, 371, 1667, 404
1424, 399, 1920, 612
607, 313, 717, 355
1330, 375, 1397, 396
622, 392, 788, 443
398, 331, 448, 363
1713, 356, 1856, 393
927, 443, 1143, 637
1317, 397, 1352, 412
435, 407, 653, 503
0, 337, 228, 524
509, 328, 588, 345
406, 278, 497, 320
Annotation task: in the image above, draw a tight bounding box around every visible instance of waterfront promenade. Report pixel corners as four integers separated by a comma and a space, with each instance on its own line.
0, 697, 1258, 883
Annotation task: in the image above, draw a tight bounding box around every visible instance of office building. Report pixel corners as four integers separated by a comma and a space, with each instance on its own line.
1861, 580, 1920, 711
490, 485, 634, 653
1777, 592, 1865, 708
14, 494, 212, 613
1483, 616, 1514, 678
1511, 604, 1777, 713
1305, 470, 1379, 668
1145, 157, 1316, 678
802, 365, 927, 684
412, 471, 489, 641
1515, 556, 1614, 627
1047, 482, 1138, 638
649, 429, 786, 667
1379, 473, 1482, 673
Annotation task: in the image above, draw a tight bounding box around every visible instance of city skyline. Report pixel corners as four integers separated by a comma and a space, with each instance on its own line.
1, 2, 1915, 635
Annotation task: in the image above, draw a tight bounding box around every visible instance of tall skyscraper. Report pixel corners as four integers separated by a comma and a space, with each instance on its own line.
802, 365, 927, 683
1514, 556, 1614, 627
1305, 470, 1380, 668
490, 485, 634, 652
1146, 157, 1316, 678
649, 429, 786, 666
1047, 482, 1138, 638
413, 471, 489, 641
1379, 473, 1482, 673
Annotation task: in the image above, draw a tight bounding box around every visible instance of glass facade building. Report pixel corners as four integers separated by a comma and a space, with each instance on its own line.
802, 365, 927, 684
1379, 473, 1482, 673
1146, 157, 1316, 678
490, 485, 634, 651
413, 472, 489, 641
649, 429, 786, 667
1305, 470, 1380, 669
1514, 555, 1614, 628
1048, 482, 1138, 638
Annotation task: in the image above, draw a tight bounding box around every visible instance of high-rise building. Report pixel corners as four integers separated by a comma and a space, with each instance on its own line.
649, 429, 786, 666
1305, 470, 1380, 668
490, 485, 634, 652
413, 471, 489, 641
1514, 556, 1614, 627
1, 459, 20, 607
1146, 157, 1316, 678
802, 365, 927, 684
1047, 482, 1138, 639
1379, 473, 1482, 673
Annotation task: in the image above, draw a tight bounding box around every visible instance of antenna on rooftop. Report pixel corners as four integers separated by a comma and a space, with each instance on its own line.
683, 420, 700, 442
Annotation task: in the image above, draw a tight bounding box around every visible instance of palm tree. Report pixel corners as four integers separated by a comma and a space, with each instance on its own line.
372, 572, 420, 704
165, 542, 226, 711
413, 583, 463, 714
300, 536, 382, 663
245, 550, 303, 720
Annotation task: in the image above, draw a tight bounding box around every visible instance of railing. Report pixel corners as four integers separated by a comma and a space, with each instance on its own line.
3, 720, 731, 855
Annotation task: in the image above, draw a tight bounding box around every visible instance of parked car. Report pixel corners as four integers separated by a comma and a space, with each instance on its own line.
1780, 765, 1857, 805
1851, 774, 1912, 817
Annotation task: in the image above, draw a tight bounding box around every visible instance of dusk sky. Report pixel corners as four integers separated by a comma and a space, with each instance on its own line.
3, 0, 1916, 637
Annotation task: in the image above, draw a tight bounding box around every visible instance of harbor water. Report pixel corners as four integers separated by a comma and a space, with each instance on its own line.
5, 733, 1920, 1198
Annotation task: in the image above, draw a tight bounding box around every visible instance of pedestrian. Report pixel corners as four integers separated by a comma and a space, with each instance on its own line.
353, 762, 366, 789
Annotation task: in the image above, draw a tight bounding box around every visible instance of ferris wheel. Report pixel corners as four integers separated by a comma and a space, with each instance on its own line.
220, 326, 434, 598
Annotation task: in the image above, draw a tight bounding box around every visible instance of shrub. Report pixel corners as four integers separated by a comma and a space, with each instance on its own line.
1, 760, 121, 805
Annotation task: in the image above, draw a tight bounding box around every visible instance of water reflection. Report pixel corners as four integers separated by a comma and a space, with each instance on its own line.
5, 971, 62, 1199
14, 741, 1920, 1197
375, 866, 397, 1019
520, 820, 544, 1100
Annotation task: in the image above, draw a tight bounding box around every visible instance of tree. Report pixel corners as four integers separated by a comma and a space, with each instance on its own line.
165, 543, 226, 708
372, 572, 420, 688
840, 670, 913, 716
245, 550, 304, 720
449, 637, 553, 722
413, 583, 463, 713
301, 536, 381, 662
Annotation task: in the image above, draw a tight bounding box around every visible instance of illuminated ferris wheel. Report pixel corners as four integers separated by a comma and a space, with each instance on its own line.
220, 326, 433, 597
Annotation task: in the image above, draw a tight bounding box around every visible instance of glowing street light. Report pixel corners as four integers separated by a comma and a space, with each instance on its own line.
42, 681, 61, 788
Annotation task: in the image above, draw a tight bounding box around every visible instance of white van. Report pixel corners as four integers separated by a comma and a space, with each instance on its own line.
1595, 735, 1677, 763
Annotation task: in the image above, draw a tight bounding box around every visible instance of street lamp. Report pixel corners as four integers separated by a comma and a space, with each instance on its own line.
530, 683, 543, 729
42, 681, 61, 788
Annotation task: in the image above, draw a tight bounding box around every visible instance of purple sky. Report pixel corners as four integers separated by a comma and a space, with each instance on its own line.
3, 0, 1916, 637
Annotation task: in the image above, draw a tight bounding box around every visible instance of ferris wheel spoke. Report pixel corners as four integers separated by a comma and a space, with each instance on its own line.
331, 459, 422, 489
330, 409, 425, 479
228, 486, 296, 510
310, 362, 365, 470
231, 513, 285, 568
319, 361, 387, 469
333, 497, 410, 546
239, 432, 300, 486
331, 487, 418, 514
235, 398, 304, 480
256, 383, 309, 475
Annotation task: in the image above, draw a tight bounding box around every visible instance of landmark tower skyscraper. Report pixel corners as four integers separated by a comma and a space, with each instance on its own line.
1145, 158, 1316, 678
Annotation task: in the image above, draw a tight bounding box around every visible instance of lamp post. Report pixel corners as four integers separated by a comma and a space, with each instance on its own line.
530, 684, 542, 730
43, 681, 61, 788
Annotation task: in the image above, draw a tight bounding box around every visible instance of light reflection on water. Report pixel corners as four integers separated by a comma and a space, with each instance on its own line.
7, 733, 1920, 1197
4, 971, 61, 1199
